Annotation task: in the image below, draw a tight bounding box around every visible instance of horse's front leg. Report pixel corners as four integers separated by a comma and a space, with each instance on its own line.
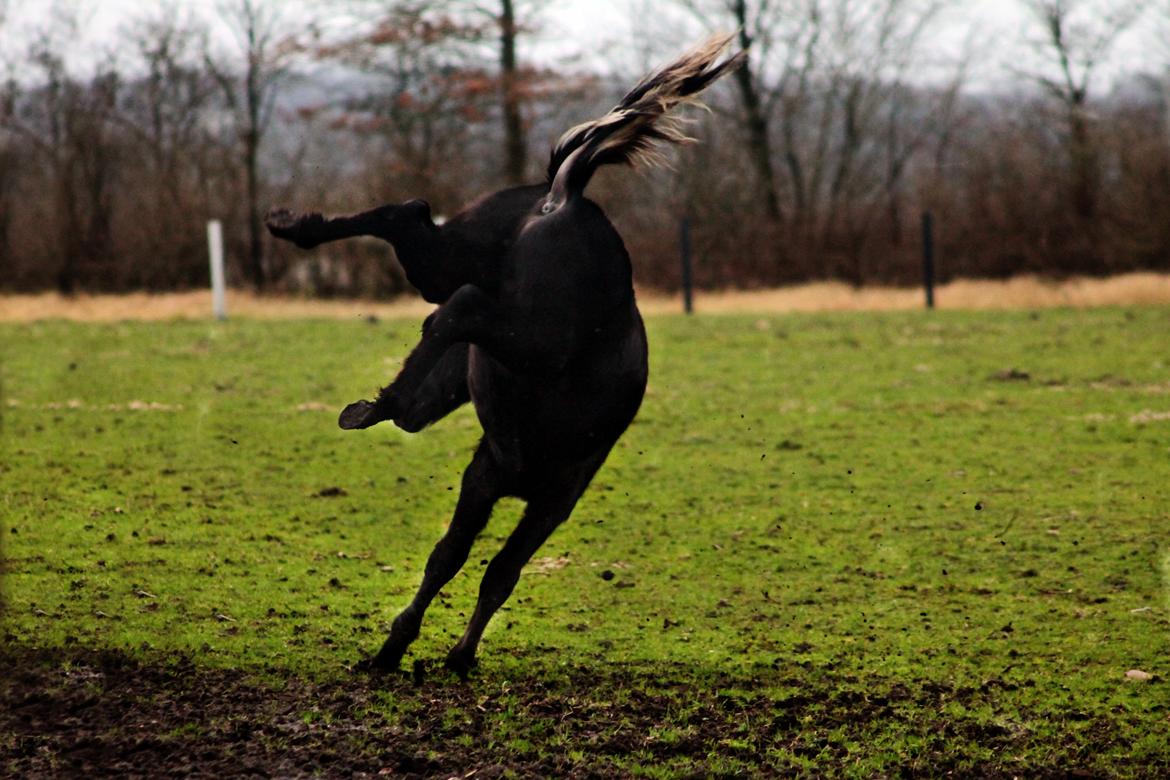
338, 342, 470, 431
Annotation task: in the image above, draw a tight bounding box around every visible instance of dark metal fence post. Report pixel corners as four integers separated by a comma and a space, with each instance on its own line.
679, 215, 694, 315
921, 211, 935, 310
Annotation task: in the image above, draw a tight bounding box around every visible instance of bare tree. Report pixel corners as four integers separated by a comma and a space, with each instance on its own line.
413, 0, 536, 185
1159, 0, 1170, 129
0, 18, 122, 293
497, 0, 526, 182
675, 0, 958, 282
121, 12, 214, 184
818, 0, 956, 281
678, 0, 784, 221
315, 3, 489, 207
207, 0, 300, 289
0, 99, 13, 266
0, 1, 11, 261
439, 0, 553, 183
116, 7, 223, 287
1020, 0, 1148, 231
731, 0, 785, 221
317, 1, 568, 207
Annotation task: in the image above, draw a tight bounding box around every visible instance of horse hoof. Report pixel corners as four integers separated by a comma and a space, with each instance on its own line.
338, 400, 382, 430
354, 651, 400, 675
352, 657, 382, 674
444, 650, 478, 681
264, 207, 297, 231
264, 208, 322, 249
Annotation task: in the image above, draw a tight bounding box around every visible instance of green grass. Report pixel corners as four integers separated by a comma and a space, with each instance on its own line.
3, 306, 1169, 776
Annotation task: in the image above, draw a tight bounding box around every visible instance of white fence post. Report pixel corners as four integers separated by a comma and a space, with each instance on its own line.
207, 220, 227, 321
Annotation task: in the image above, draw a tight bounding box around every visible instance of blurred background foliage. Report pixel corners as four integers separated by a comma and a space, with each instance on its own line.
1, 0, 1168, 296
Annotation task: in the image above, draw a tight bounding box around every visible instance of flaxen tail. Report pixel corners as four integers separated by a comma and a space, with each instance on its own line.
545, 33, 745, 206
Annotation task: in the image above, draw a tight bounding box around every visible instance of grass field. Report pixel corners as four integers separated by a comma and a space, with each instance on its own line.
2, 306, 1168, 776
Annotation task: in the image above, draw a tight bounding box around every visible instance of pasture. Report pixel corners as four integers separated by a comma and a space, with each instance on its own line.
2, 306, 1168, 776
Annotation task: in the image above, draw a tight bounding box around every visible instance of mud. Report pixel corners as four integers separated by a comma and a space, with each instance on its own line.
0, 644, 1151, 778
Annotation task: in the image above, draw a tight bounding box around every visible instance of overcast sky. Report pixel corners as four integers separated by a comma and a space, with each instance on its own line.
0, 0, 1158, 90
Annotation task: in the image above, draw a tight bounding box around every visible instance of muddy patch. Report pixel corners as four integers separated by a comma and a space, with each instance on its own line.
0, 644, 1158, 778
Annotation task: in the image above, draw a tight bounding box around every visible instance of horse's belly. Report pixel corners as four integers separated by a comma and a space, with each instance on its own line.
467, 330, 647, 472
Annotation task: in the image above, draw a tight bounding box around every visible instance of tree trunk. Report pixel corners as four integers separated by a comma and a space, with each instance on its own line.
245, 130, 264, 289
244, 49, 265, 290
55, 159, 80, 295
732, 9, 782, 223
500, 0, 526, 184
1068, 106, 1097, 224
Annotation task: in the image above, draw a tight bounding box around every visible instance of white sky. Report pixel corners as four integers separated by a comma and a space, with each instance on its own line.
0, 0, 1159, 90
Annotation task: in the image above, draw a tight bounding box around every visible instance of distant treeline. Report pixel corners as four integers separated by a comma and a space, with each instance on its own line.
1, 0, 1168, 296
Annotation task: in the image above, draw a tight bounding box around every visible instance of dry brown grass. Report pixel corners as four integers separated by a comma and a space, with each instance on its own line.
2, 273, 1169, 322
639, 272, 1170, 314
0, 291, 434, 322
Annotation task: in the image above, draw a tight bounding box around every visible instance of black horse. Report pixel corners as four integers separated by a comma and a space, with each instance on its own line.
267, 35, 744, 677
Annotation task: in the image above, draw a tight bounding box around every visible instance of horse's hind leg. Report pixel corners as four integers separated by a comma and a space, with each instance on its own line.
361, 441, 502, 672
444, 458, 603, 678
265, 204, 404, 250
